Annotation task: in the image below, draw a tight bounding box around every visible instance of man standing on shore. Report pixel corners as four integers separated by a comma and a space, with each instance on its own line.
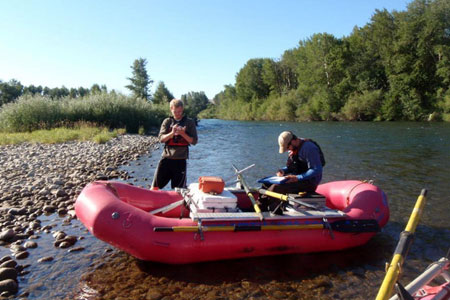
152, 99, 198, 189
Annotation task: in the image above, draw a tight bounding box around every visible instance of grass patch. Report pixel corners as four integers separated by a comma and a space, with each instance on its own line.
92, 131, 117, 144
0, 126, 125, 145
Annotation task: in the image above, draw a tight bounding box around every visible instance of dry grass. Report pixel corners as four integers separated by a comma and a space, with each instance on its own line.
0, 125, 125, 145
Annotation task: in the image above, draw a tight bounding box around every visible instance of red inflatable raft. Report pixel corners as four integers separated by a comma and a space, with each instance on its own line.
75, 180, 389, 264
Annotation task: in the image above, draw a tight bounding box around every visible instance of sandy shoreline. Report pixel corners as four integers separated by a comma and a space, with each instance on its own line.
0, 134, 159, 297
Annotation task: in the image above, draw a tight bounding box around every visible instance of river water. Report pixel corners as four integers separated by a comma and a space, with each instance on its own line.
8, 119, 450, 299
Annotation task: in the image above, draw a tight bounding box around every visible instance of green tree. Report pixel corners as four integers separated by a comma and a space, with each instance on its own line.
295, 33, 349, 117
48, 88, 58, 98
181, 91, 209, 117
153, 81, 174, 104
78, 87, 89, 97
91, 84, 101, 94
349, 9, 397, 120
366, 9, 397, 77
23, 84, 43, 96
262, 59, 283, 96
383, 0, 449, 120
0, 79, 23, 106
345, 25, 388, 95
235, 58, 271, 102
296, 33, 341, 89
433, 0, 450, 92
60, 86, 69, 98
69, 88, 78, 98
279, 49, 299, 91
213, 84, 236, 105
126, 58, 153, 100
43, 87, 51, 96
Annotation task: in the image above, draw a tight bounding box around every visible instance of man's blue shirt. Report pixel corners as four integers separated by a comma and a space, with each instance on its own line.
282, 140, 323, 185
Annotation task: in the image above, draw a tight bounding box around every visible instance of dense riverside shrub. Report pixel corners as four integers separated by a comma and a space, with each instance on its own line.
341, 90, 384, 121
0, 95, 62, 132
0, 93, 167, 133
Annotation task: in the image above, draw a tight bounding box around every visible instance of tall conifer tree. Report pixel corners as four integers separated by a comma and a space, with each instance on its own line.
126, 58, 153, 100
153, 81, 174, 104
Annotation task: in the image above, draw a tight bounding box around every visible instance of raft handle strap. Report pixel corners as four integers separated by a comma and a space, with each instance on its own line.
194, 219, 204, 241
323, 217, 334, 239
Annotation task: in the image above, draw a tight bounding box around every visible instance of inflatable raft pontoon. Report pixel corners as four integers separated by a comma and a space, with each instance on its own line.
75, 179, 389, 264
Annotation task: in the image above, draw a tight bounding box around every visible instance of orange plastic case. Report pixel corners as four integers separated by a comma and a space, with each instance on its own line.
198, 176, 225, 194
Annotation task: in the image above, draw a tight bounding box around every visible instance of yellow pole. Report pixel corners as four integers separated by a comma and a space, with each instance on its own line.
404, 190, 427, 233
258, 189, 289, 202
375, 189, 427, 300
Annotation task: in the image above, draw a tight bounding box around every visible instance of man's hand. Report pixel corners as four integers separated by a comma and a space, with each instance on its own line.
171, 124, 179, 135
176, 126, 187, 138
284, 175, 299, 183
177, 126, 186, 134
276, 169, 285, 177
173, 126, 193, 144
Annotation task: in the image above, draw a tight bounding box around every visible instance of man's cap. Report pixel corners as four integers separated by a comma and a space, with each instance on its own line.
278, 131, 294, 153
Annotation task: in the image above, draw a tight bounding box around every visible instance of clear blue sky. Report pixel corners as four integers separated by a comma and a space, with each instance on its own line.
0, 0, 410, 99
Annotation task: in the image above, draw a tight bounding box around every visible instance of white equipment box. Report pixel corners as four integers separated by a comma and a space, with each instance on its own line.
188, 183, 239, 213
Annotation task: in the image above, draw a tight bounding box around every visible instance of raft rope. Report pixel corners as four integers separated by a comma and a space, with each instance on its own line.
346, 180, 374, 206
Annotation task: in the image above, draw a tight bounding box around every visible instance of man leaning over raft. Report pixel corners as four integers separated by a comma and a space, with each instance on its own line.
259, 131, 324, 214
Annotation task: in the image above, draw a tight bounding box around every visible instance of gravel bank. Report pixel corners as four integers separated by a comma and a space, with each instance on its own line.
0, 134, 158, 297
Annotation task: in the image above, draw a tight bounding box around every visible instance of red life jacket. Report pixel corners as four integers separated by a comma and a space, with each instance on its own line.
166, 116, 190, 147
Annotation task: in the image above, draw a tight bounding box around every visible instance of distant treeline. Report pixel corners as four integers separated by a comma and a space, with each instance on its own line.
204, 0, 449, 121
0, 80, 110, 105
